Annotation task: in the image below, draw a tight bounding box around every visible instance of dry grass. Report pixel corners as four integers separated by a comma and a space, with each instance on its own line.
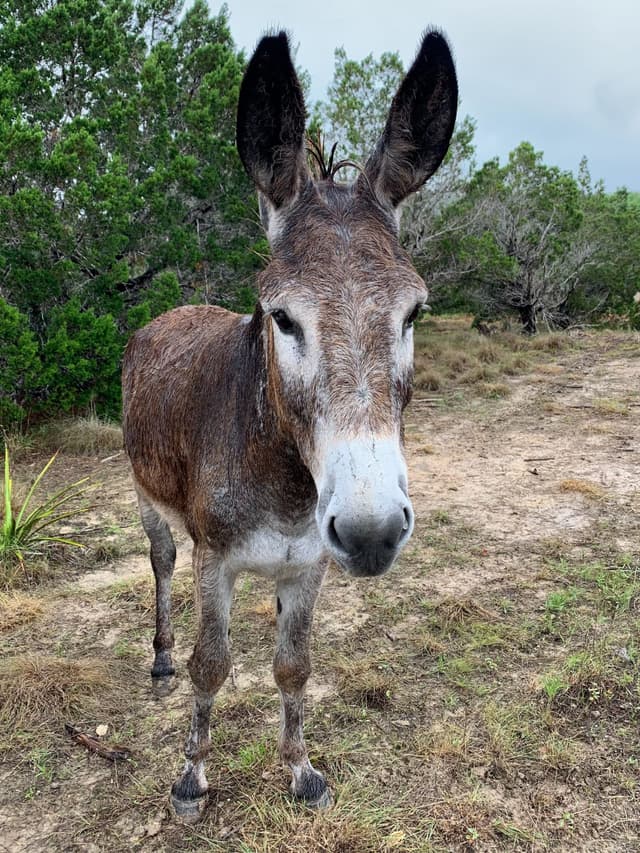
560, 478, 606, 499
0, 591, 44, 632
432, 597, 496, 628
0, 655, 112, 733
411, 316, 575, 399
36, 416, 123, 456
334, 656, 396, 709
593, 398, 630, 416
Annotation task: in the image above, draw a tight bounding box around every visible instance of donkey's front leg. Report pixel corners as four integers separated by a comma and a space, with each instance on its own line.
274, 561, 331, 808
171, 545, 233, 822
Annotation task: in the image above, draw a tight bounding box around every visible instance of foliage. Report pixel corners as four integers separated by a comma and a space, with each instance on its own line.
445, 143, 592, 333
313, 46, 404, 169
0, 298, 41, 426
1, 447, 89, 574
0, 0, 260, 426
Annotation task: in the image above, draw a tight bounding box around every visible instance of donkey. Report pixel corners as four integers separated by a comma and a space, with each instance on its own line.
122, 29, 457, 820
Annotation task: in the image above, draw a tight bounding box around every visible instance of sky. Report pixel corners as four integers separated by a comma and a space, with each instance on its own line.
219, 0, 639, 192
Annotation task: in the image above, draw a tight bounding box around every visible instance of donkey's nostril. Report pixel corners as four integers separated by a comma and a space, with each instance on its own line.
327, 516, 344, 552
402, 507, 410, 532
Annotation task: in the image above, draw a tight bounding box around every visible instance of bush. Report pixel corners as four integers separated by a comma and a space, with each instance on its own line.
40, 299, 123, 419
0, 299, 41, 429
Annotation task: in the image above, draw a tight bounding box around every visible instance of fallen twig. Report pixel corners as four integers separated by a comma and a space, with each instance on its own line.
65, 723, 132, 762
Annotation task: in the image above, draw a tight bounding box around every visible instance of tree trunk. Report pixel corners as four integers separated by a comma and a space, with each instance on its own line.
519, 304, 537, 335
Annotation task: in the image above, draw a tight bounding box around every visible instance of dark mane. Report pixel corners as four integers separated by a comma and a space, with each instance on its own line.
305, 132, 364, 181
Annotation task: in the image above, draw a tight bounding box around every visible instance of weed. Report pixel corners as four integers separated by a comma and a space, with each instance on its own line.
1, 448, 90, 585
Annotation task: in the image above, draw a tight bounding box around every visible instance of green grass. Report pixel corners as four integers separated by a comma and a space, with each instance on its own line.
1, 448, 91, 587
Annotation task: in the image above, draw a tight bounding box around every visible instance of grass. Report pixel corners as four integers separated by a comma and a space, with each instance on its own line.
0, 655, 113, 736
34, 415, 123, 456
559, 478, 606, 499
1, 448, 91, 587
411, 314, 574, 399
0, 590, 44, 631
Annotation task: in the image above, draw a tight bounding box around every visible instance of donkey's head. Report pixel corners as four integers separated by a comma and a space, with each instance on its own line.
237, 31, 457, 577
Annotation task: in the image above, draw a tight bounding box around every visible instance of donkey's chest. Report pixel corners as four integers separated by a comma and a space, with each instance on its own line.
222, 517, 326, 578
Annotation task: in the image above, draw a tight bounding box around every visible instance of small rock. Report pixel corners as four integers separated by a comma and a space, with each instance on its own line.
96, 724, 108, 737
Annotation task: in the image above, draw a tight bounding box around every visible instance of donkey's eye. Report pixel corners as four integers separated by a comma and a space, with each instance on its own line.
404, 304, 424, 330
272, 310, 296, 335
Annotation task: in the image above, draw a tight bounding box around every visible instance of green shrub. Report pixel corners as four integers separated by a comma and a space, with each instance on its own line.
41, 299, 123, 419
0, 299, 41, 428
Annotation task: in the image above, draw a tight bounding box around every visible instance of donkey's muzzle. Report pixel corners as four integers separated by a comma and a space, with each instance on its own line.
316, 436, 415, 577
326, 504, 413, 577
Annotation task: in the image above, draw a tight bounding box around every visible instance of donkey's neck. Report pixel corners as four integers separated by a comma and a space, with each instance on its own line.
224, 304, 317, 520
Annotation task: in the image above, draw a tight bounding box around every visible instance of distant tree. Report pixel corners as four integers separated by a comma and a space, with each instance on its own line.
314, 47, 404, 169
572, 161, 640, 328
453, 143, 597, 333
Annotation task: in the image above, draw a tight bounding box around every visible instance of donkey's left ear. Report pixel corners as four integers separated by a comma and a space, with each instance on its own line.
237, 32, 309, 214
358, 30, 458, 209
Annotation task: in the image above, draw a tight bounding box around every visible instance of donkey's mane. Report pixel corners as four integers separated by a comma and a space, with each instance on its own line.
305, 133, 364, 182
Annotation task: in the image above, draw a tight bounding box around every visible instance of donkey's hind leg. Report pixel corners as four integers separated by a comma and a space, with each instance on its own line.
137, 489, 177, 696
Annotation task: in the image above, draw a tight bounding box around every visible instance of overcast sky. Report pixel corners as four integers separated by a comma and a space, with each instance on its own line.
220, 0, 639, 192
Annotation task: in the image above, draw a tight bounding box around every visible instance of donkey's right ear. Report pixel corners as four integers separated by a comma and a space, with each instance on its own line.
237, 32, 309, 216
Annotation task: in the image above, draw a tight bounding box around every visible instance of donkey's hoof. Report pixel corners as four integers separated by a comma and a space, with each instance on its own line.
152, 674, 177, 697
170, 791, 208, 823
304, 786, 333, 810
292, 771, 333, 810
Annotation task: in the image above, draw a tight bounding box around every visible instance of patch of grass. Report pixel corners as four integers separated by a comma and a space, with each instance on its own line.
414, 366, 444, 391
545, 587, 580, 613
593, 398, 630, 416
1, 431, 35, 462
478, 381, 510, 398
0, 655, 113, 738
334, 656, 396, 709
412, 316, 568, 402
539, 644, 638, 717
431, 597, 496, 630
228, 737, 271, 771
559, 478, 605, 499
24, 746, 57, 799
35, 416, 123, 456
0, 591, 44, 631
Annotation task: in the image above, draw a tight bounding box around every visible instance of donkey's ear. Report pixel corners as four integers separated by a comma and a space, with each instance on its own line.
237, 32, 308, 212
359, 30, 458, 208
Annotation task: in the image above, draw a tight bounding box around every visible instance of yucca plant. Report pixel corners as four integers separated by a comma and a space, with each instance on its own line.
1, 446, 90, 572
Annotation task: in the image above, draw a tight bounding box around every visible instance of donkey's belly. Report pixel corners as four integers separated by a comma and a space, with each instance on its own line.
222, 517, 326, 578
